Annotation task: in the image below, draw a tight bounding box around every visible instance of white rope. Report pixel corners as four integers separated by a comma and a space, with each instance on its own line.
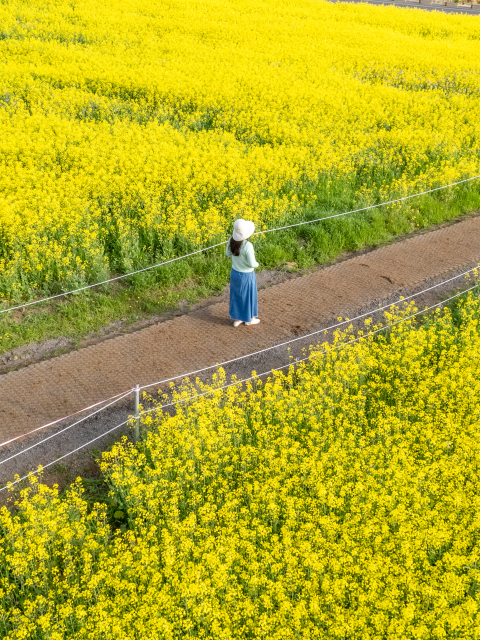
0, 241, 227, 315
139, 280, 480, 418
1, 173, 479, 315
256, 174, 480, 235
0, 417, 130, 493
0, 389, 131, 450
139, 264, 480, 391
3, 280, 478, 493
0, 390, 132, 468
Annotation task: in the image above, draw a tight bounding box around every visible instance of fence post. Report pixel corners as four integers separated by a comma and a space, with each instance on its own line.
134, 383, 140, 442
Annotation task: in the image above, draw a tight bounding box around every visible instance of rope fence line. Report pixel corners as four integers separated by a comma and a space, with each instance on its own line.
0, 391, 132, 469
251, 174, 480, 236
0, 418, 130, 493
3, 278, 478, 494
0, 390, 131, 451
1, 173, 479, 316
1, 265, 478, 467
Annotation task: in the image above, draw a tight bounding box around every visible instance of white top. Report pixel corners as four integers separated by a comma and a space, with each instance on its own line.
225, 239, 259, 273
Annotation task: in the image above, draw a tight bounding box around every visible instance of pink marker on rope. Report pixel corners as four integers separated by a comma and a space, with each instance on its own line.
0, 389, 130, 450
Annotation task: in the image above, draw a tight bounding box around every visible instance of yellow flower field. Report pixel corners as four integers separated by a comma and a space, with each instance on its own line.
0, 0, 480, 298
2, 292, 480, 638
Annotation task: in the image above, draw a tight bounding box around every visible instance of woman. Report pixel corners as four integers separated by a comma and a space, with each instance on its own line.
225, 218, 260, 327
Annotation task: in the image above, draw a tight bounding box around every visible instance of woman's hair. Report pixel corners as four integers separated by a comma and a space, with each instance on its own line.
229, 237, 243, 257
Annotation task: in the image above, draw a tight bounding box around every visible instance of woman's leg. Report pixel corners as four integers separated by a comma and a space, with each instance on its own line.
245, 271, 259, 325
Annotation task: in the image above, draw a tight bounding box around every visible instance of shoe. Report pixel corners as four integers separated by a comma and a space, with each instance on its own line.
246, 317, 260, 326
233, 320, 243, 327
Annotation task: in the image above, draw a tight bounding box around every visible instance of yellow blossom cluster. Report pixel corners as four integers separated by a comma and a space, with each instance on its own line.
0, 0, 480, 296
2, 292, 480, 637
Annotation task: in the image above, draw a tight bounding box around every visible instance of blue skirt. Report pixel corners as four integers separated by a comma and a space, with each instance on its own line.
229, 269, 258, 323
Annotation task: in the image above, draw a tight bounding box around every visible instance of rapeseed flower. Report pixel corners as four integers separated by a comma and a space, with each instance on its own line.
0, 0, 479, 297
2, 293, 480, 637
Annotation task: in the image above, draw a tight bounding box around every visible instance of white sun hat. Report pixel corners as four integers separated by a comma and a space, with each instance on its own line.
232, 218, 255, 241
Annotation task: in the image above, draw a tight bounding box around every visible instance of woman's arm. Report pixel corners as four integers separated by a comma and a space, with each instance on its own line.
244, 242, 259, 269
225, 240, 233, 258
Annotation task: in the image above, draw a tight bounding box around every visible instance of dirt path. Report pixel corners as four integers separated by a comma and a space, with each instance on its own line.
1, 215, 480, 452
